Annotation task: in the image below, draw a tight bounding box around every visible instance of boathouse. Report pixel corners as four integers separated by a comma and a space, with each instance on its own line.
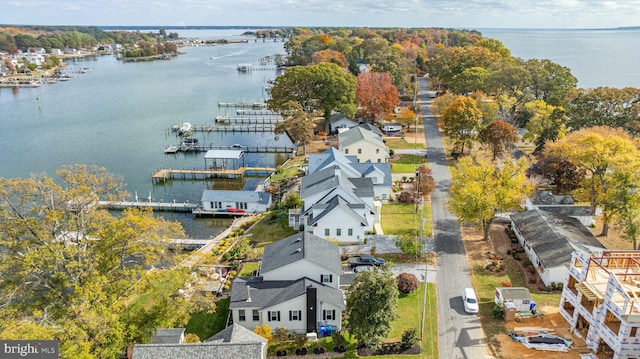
199, 190, 272, 214
204, 150, 244, 171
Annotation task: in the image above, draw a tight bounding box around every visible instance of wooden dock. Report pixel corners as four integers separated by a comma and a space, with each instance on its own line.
98, 200, 198, 212
213, 116, 281, 124
170, 124, 274, 133
152, 166, 276, 182
218, 101, 267, 108
236, 109, 279, 116
164, 144, 295, 154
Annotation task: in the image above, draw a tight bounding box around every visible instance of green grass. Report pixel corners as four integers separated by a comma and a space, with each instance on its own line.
245, 211, 298, 249
185, 298, 230, 341
386, 138, 425, 150
238, 261, 259, 277
381, 203, 433, 238
390, 154, 426, 174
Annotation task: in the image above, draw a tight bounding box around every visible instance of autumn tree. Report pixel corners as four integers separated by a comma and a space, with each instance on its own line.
530, 150, 586, 193
356, 71, 400, 122
397, 273, 420, 293
346, 268, 399, 348
268, 62, 357, 130
478, 120, 519, 159
545, 126, 640, 236
429, 92, 456, 118
448, 153, 534, 240
311, 49, 348, 68
416, 165, 435, 198
274, 101, 314, 155
0, 165, 211, 358
442, 96, 483, 156
394, 107, 416, 128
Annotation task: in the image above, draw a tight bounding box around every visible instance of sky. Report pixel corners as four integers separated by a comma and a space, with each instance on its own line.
1, 0, 639, 29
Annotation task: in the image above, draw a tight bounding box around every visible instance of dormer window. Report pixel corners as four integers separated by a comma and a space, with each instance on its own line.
321, 274, 333, 283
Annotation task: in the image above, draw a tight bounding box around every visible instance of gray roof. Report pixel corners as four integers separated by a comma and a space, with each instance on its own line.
307, 195, 368, 227
301, 166, 374, 200
201, 190, 271, 205
205, 324, 267, 344
204, 150, 244, 159
358, 122, 384, 137
229, 277, 345, 310
329, 113, 357, 125
150, 328, 185, 344
537, 205, 594, 217
510, 209, 606, 269
531, 190, 575, 205
497, 287, 532, 301
351, 162, 393, 186
338, 126, 386, 148
260, 232, 342, 275
307, 147, 357, 174
131, 342, 265, 359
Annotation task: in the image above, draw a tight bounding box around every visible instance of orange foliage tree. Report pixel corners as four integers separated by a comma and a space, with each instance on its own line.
356, 71, 400, 122
311, 49, 347, 68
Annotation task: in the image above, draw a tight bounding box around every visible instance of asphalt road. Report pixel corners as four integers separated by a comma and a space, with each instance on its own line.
418, 77, 491, 359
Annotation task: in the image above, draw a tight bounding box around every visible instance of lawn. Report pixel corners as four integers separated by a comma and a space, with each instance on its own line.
386, 138, 425, 150
185, 298, 230, 341
381, 203, 433, 238
245, 211, 298, 250
390, 154, 426, 174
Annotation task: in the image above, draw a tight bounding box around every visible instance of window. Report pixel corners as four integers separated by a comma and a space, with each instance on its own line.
253, 310, 259, 321
523, 300, 530, 305
348, 228, 353, 236
376, 148, 380, 154
345, 149, 349, 154
377, 158, 381, 163
268, 311, 281, 321
632, 326, 638, 337
238, 310, 246, 322
358, 148, 362, 154
321, 274, 333, 283
325, 228, 330, 236
289, 310, 302, 321
323, 310, 336, 320
336, 228, 341, 236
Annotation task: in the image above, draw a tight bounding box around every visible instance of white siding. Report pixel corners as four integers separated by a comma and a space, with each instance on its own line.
262, 261, 341, 289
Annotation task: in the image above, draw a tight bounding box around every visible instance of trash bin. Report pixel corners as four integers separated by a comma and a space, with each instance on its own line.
504, 302, 517, 322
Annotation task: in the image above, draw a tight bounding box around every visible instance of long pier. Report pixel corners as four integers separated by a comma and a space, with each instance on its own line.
213, 116, 281, 124
152, 166, 276, 182
164, 144, 295, 154
236, 109, 279, 116
170, 124, 274, 133
218, 101, 268, 108
98, 200, 198, 212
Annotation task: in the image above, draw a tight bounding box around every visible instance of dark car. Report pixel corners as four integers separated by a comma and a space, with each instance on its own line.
347, 256, 386, 267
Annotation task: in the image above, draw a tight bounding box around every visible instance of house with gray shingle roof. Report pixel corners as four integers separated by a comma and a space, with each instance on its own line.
329, 112, 358, 133
338, 126, 389, 163
199, 189, 272, 214
131, 324, 267, 359
509, 209, 606, 287
525, 190, 596, 226
229, 232, 345, 334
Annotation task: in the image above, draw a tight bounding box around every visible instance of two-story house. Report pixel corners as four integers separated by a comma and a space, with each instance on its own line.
338, 126, 389, 163
229, 232, 345, 334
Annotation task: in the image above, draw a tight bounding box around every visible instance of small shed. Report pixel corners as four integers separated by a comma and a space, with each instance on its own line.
204, 150, 244, 171
494, 287, 533, 312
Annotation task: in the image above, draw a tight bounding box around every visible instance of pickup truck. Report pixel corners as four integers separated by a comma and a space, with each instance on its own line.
348, 256, 386, 267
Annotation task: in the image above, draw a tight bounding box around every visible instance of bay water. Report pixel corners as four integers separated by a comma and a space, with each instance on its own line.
1, 28, 638, 237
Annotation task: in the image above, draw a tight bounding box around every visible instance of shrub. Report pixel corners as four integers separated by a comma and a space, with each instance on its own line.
397, 272, 420, 293
401, 328, 419, 350
557, 283, 564, 291
253, 324, 272, 342
492, 305, 505, 319
273, 327, 293, 344
546, 285, 553, 292
293, 333, 307, 349
551, 282, 557, 290
501, 281, 512, 287
332, 331, 347, 350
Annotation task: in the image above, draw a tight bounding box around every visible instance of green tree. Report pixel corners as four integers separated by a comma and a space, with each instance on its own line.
268, 62, 357, 130
346, 267, 399, 348
448, 153, 534, 240
565, 87, 640, 136
395, 236, 424, 262
442, 96, 483, 156
524, 58, 577, 106
0, 165, 208, 358
274, 101, 315, 155
606, 169, 640, 249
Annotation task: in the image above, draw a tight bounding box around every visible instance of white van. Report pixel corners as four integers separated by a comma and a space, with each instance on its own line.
462, 288, 479, 314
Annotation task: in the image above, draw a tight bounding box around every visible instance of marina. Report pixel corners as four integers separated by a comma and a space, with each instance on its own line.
170, 123, 274, 133
213, 116, 281, 124
217, 101, 268, 108
164, 144, 296, 154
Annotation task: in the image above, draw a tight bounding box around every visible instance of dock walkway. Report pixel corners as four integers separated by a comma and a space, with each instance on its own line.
98, 200, 198, 212
170, 124, 274, 133
152, 166, 276, 182
164, 144, 295, 154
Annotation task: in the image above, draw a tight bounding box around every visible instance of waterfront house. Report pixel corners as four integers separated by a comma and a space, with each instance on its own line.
199, 189, 272, 214
131, 324, 267, 359
329, 113, 358, 133
229, 232, 345, 334
509, 209, 606, 287
525, 190, 597, 226
559, 250, 640, 358
338, 126, 389, 163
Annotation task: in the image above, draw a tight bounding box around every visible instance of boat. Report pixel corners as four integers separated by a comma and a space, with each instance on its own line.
180, 138, 199, 150
178, 122, 192, 135
226, 208, 245, 213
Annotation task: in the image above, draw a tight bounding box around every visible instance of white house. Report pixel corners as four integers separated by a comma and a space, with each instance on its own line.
494, 287, 533, 312
304, 196, 369, 243
329, 113, 358, 133
200, 189, 272, 214
229, 232, 345, 334
525, 190, 596, 226
338, 126, 389, 163
509, 209, 606, 287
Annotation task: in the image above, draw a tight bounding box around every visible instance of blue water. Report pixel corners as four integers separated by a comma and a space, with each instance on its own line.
0, 31, 288, 237
480, 28, 640, 89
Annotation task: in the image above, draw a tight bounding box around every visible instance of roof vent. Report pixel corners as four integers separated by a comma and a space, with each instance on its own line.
296, 248, 302, 252
246, 285, 252, 302
295, 237, 302, 242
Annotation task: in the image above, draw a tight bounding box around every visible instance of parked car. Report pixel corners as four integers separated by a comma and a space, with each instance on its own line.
347, 256, 386, 267
462, 287, 479, 314
353, 265, 374, 273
